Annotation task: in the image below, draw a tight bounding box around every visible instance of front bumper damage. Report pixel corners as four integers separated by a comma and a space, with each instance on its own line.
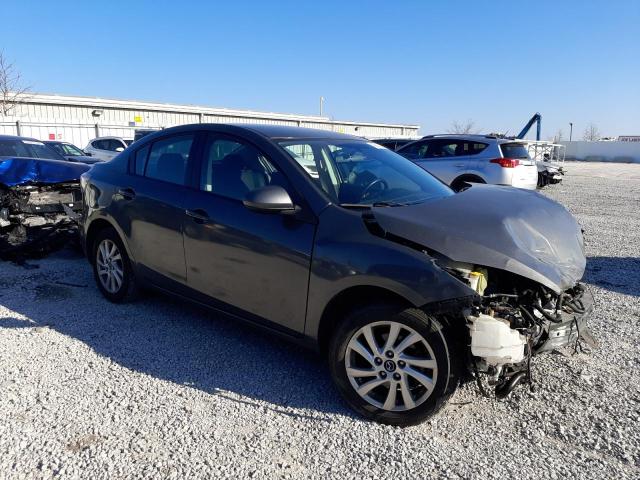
0, 182, 84, 260
466, 281, 596, 398
536, 287, 595, 353
0, 157, 88, 261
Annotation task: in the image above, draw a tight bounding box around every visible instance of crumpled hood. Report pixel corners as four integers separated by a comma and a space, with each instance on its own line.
0, 157, 90, 187
372, 184, 586, 293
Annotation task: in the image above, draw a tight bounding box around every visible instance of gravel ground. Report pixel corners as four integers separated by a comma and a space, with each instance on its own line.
1, 162, 638, 479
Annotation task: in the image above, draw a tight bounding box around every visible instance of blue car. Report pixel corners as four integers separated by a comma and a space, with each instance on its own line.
0, 135, 89, 258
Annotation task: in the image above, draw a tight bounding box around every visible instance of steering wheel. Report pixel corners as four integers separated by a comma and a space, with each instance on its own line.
361, 178, 388, 200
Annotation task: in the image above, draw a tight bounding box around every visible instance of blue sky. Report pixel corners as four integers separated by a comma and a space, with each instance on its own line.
3, 0, 639, 138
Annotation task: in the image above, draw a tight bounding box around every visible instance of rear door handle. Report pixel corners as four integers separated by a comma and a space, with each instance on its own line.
185, 208, 210, 224
117, 188, 136, 200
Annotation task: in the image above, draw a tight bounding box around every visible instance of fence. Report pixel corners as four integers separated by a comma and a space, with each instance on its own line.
560, 141, 640, 163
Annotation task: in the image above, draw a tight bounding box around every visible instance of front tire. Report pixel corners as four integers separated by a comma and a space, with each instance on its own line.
328, 304, 460, 426
92, 227, 138, 303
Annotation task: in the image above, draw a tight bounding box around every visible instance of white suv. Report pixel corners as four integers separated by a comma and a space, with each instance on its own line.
397, 135, 538, 191
84, 136, 129, 161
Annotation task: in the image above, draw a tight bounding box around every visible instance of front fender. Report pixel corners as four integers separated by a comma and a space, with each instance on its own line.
304, 205, 476, 339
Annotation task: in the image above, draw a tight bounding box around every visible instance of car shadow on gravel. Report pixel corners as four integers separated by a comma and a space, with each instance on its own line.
0, 269, 354, 421
585, 256, 640, 297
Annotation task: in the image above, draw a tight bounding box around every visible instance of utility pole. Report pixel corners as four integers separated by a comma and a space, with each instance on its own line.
569, 122, 573, 141
319, 96, 325, 117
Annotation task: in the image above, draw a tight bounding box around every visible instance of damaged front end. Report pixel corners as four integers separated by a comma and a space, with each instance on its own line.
443, 261, 595, 398
0, 157, 89, 260
367, 184, 596, 398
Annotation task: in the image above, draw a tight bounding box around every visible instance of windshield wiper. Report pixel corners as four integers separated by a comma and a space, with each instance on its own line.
339, 203, 372, 209
339, 201, 404, 209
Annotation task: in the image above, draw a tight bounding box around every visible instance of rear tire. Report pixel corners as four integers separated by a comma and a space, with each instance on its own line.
328, 304, 460, 426
92, 227, 138, 303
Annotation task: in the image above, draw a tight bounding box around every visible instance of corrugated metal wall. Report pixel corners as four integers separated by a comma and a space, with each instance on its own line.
0, 94, 419, 148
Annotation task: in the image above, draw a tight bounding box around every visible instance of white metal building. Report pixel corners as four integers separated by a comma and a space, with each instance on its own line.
0, 93, 420, 148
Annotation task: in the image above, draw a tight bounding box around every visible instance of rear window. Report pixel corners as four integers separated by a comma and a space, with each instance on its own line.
500, 143, 530, 159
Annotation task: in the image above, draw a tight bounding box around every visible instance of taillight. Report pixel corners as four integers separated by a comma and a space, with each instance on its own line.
490, 158, 520, 168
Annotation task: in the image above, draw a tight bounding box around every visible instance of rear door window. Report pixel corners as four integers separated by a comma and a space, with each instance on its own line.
500, 143, 530, 159
460, 142, 488, 155
144, 134, 194, 185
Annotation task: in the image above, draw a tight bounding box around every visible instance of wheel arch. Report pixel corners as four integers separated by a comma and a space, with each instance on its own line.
85, 217, 133, 265
316, 285, 413, 355
450, 173, 486, 192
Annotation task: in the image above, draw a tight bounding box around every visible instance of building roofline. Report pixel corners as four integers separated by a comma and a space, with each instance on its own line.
15, 92, 420, 130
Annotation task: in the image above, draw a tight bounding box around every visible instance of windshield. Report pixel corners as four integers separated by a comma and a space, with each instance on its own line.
0, 139, 66, 161
279, 139, 453, 206
60, 143, 85, 156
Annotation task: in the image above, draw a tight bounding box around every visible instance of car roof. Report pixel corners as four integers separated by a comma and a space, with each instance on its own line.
91, 136, 125, 140
135, 123, 366, 143
0, 134, 42, 142
233, 124, 361, 141
419, 134, 526, 144
421, 134, 498, 140
373, 138, 415, 141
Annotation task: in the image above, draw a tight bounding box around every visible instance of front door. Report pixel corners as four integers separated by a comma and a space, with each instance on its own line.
182, 133, 315, 333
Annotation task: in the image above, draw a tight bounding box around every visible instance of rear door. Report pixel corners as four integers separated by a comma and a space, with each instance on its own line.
182, 132, 316, 333
411, 139, 460, 185
116, 133, 197, 284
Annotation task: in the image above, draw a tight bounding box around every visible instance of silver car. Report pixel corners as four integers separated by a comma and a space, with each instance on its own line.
84, 136, 129, 161
397, 134, 538, 192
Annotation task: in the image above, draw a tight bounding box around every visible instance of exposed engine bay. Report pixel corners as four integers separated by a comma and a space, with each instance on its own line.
445, 260, 596, 398
0, 183, 83, 260
0, 156, 89, 261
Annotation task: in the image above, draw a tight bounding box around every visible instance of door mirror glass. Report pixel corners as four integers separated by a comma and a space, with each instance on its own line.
243, 185, 295, 213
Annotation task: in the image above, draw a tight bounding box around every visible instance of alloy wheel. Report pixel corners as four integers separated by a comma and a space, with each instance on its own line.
345, 320, 438, 411
96, 239, 124, 294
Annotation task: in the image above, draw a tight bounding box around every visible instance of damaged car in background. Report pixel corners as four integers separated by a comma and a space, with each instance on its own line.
80, 124, 595, 426
0, 135, 89, 259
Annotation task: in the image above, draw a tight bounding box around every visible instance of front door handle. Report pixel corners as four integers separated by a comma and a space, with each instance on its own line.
117, 187, 136, 200
185, 208, 210, 224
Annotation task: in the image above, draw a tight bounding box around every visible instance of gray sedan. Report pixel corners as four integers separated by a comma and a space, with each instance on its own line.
80, 124, 593, 426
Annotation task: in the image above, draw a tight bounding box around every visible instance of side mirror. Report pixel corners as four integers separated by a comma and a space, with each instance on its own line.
243, 185, 296, 213
84, 151, 92, 156
115, 147, 125, 152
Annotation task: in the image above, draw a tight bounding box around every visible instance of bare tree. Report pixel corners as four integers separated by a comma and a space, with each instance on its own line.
552, 129, 564, 142
448, 119, 480, 134
0, 52, 30, 116
582, 123, 600, 141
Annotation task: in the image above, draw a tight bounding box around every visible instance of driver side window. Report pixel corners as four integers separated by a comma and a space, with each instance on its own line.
200, 135, 285, 202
